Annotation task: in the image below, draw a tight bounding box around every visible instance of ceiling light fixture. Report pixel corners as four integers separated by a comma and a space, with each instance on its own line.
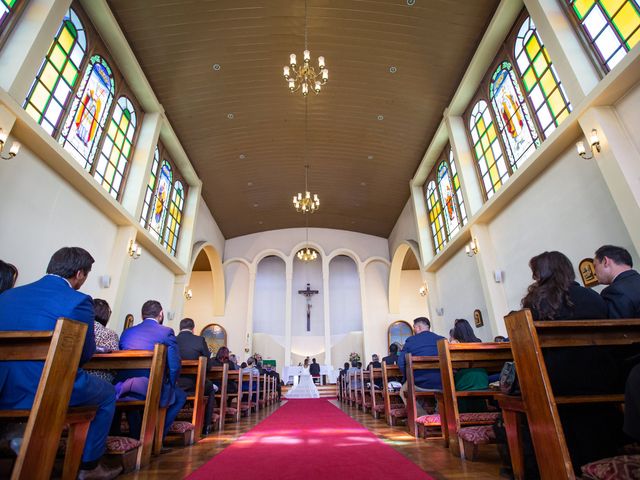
0, 129, 20, 160
283, 0, 328, 96
212, 64, 221, 71
292, 98, 320, 213
377, 114, 384, 121
576, 129, 601, 160
297, 215, 318, 262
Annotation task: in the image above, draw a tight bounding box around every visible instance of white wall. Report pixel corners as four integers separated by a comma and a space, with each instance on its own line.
0, 146, 118, 297
615, 82, 640, 155
183, 271, 215, 326
192, 197, 225, 257
388, 200, 420, 261
253, 256, 286, 335
329, 255, 362, 335
435, 248, 488, 340
397, 270, 429, 323
291, 255, 325, 357
363, 261, 391, 360
214, 261, 250, 357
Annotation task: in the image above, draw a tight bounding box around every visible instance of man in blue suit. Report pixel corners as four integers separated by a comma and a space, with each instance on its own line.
118, 300, 186, 441
398, 317, 445, 416
0, 247, 119, 480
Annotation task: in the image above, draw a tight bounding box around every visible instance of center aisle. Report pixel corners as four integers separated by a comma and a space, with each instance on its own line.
187, 399, 434, 480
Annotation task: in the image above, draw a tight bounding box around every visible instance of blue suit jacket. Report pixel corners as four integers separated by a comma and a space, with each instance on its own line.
118, 319, 181, 406
398, 330, 445, 390
0, 275, 96, 408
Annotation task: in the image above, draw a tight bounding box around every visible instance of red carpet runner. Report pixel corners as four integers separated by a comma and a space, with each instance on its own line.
187, 399, 435, 480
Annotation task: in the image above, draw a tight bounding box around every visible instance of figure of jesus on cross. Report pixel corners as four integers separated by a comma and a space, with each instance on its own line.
298, 283, 319, 332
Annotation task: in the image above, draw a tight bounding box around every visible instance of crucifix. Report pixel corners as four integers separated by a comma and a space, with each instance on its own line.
298, 283, 319, 332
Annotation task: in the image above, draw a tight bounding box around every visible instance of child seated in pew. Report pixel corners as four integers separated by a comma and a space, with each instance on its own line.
521, 251, 626, 471
450, 319, 489, 413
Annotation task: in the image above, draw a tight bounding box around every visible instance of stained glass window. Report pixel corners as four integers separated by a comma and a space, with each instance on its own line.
24, 9, 87, 136
164, 181, 185, 255
437, 162, 462, 238
469, 100, 509, 199
149, 160, 172, 241
426, 180, 446, 253
449, 149, 467, 225
490, 61, 539, 170
94, 97, 136, 198
514, 17, 572, 138
0, 0, 17, 33
568, 0, 640, 71
60, 55, 115, 169
140, 147, 160, 227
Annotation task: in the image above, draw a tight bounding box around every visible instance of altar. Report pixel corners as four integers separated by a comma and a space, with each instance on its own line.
282, 365, 337, 385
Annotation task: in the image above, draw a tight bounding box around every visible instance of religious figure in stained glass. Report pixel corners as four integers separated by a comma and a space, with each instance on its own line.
74, 64, 108, 145
437, 162, 460, 237
150, 161, 172, 238
490, 62, 538, 170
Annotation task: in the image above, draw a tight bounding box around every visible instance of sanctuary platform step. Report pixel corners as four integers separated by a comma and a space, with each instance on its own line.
281, 384, 337, 398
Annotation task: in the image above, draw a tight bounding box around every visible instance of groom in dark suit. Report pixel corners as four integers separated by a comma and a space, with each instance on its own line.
176, 317, 216, 435
594, 245, 640, 318
0, 247, 119, 479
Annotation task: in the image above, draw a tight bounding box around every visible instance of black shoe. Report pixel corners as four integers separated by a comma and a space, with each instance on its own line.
77, 463, 123, 480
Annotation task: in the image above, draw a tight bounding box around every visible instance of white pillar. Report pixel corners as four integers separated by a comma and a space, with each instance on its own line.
322, 256, 332, 367
578, 106, 640, 255
523, 0, 600, 103
0, 0, 72, 101
359, 264, 369, 360
470, 224, 509, 337
284, 261, 293, 366
445, 112, 485, 216
103, 225, 137, 332
410, 184, 435, 266
176, 182, 202, 267
245, 267, 257, 356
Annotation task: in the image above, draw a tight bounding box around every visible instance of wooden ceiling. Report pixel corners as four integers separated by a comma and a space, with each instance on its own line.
108, 0, 499, 239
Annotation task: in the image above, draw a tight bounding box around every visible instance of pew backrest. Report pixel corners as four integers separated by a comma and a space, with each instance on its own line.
207, 364, 229, 430
180, 356, 208, 441
404, 354, 440, 436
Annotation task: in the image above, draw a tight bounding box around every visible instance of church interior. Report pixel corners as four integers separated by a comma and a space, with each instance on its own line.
1, 0, 640, 478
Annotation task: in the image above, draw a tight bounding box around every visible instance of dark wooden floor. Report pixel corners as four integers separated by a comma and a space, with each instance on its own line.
120, 400, 503, 479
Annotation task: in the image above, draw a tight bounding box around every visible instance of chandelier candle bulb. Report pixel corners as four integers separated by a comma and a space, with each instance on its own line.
590, 129, 599, 147
0, 129, 7, 144
322, 69, 328, 81
284, 66, 290, 78
576, 141, 586, 156
9, 142, 20, 156
302, 83, 309, 95
303, 49, 310, 62
290, 53, 297, 66
318, 56, 325, 68
314, 81, 321, 92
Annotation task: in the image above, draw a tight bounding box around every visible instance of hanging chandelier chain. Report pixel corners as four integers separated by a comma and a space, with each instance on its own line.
304, 0, 308, 51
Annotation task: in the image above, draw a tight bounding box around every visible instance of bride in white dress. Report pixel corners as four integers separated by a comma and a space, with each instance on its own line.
285, 359, 320, 399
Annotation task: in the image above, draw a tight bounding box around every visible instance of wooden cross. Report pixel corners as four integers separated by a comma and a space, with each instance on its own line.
298, 283, 319, 332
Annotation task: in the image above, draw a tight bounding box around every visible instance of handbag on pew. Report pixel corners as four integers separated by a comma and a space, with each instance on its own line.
499, 362, 520, 395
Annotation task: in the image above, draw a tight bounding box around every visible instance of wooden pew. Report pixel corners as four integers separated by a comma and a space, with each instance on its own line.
504, 309, 640, 479
0, 318, 93, 480
172, 356, 208, 444
225, 370, 242, 422
368, 366, 385, 419
403, 354, 444, 439
84, 345, 167, 469
381, 363, 406, 426
360, 369, 372, 413
240, 371, 255, 416
437, 340, 511, 458
207, 364, 228, 431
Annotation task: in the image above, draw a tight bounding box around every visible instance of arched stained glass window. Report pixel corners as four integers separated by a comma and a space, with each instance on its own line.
469, 100, 508, 199
164, 181, 185, 255
60, 55, 115, 169
94, 97, 137, 198
448, 149, 467, 225
149, 160, 172, 241
426, 180, 446, 253
515, 17, 572, 138
0, 0, 15, 27
568, 0, 640, 71
437, 161, 462, 238
24, 8, 87, 136
490, 61, 539, 170
140, 146, 160, 227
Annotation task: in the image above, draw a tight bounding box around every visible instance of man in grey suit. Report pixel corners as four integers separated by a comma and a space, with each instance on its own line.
176, 318, 217, 435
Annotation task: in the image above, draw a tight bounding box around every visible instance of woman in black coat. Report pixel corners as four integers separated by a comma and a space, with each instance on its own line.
521, 251, 624, 470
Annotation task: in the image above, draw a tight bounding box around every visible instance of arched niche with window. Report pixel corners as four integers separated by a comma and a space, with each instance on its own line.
23, 4, 142, 201
388, 321, 413, 351
423, 145, 468, 253
0, 0, 26, 48
465, 11, 572, 200
140, 141, 189, 256
566, 0, 640, 73
200, 323, 227, 356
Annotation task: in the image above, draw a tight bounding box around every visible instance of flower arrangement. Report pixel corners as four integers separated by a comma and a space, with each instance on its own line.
349, 352, 361, 363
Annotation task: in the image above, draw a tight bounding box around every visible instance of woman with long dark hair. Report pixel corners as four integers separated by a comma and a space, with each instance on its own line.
452, 318, 482, 343
451, 318, 487, 412
211, 346, 238, 397
521, 251, 623, 470
0, 260, 18, 294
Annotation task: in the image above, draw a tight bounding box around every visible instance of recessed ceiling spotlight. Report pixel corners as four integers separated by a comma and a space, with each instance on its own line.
389, 66, 397, 74
227, 113, 234, 119
253, 203, 259, 208
258, 220, 263, 225
213, 63, 221, 71
239, 153, 246, 159
247, 181, 253, 187
377, 114, 384, 121
360, 182, 367, 186
367, 155, 374, 160
406, 0, 416, 5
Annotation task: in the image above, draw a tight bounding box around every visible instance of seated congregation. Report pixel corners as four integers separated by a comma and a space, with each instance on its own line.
338, 245, 640, 479
0, 247, 280, 480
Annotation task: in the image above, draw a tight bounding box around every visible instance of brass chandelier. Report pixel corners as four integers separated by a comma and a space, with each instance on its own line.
292, 98, 320, 213
283, 0, 328, 96
297, 216, 318, 262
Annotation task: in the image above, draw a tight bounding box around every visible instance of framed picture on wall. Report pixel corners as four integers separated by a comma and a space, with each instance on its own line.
473, 309, 484, 328
579, 258, 599, 288
200, 323, 227, 355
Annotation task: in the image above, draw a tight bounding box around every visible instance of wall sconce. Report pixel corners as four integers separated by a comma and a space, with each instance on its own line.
184, 288, 193, 300
576, 129, 601, 160
418, 282, 428, 297
465, 238, 479, 257
127, 239, 141, 259
0, 129, 21, 160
